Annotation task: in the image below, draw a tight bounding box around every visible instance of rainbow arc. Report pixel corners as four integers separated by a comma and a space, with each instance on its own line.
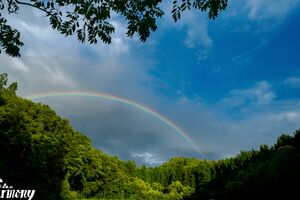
26, 91, 201, 154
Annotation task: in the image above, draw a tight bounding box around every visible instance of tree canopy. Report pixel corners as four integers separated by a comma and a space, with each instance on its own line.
0, 0, 228, 57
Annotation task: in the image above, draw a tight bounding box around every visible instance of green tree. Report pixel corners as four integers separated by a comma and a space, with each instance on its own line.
0, 79, 70, 199
0, 0, 228, 57
0, 73, 17, 92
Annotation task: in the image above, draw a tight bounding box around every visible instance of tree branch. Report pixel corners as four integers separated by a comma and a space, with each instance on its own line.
15, 0, 52, 15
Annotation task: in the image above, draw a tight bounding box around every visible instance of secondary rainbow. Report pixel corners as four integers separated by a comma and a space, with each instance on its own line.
25, 91, 201, 154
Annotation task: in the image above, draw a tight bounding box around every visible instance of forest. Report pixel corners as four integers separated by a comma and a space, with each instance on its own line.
1, 73, 300, 200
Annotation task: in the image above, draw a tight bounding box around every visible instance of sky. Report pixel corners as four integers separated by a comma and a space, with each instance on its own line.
1, 0, 300, 165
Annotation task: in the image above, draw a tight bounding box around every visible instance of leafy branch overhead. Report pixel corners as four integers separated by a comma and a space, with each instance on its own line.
0, 0, 228, 57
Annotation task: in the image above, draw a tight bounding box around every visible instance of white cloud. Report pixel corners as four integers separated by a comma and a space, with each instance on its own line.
195, 49, 210, 61
245, 0, 300, 19
270, 111, 300, 123
182, 13, 212, 48
131, 152, 163, 166
1, 7, 141, 96
159, 2, 213, 48
7, 58, 29, 73
185, 24, 212, 48
221, 108, 300, 152
88, 19, 130, 56
18, 20, 56, 41
284, 77, 300, 87
220, 81, 276, 109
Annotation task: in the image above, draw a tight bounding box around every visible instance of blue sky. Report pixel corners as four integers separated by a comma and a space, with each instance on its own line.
1, 0, 300, 165
148, 1, 300, 102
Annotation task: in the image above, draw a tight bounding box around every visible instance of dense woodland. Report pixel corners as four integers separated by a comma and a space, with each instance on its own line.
1, 73, 300, 200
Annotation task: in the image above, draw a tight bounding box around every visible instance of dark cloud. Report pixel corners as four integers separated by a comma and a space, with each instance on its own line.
35, 97, 200, 165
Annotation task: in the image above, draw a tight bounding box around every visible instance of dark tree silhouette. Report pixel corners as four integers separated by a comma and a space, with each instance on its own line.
0, 0, 228, 57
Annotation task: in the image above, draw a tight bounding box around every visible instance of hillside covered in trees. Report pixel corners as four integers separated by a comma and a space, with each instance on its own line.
1, 73, 300, 200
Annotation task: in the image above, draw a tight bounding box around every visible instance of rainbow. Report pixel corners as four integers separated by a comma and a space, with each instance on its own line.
25, 91, 201, 154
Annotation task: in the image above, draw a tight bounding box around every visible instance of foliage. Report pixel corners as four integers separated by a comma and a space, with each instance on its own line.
1, 73, 299, 199
1, 73, 73, 199
0, 0, 228, 57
